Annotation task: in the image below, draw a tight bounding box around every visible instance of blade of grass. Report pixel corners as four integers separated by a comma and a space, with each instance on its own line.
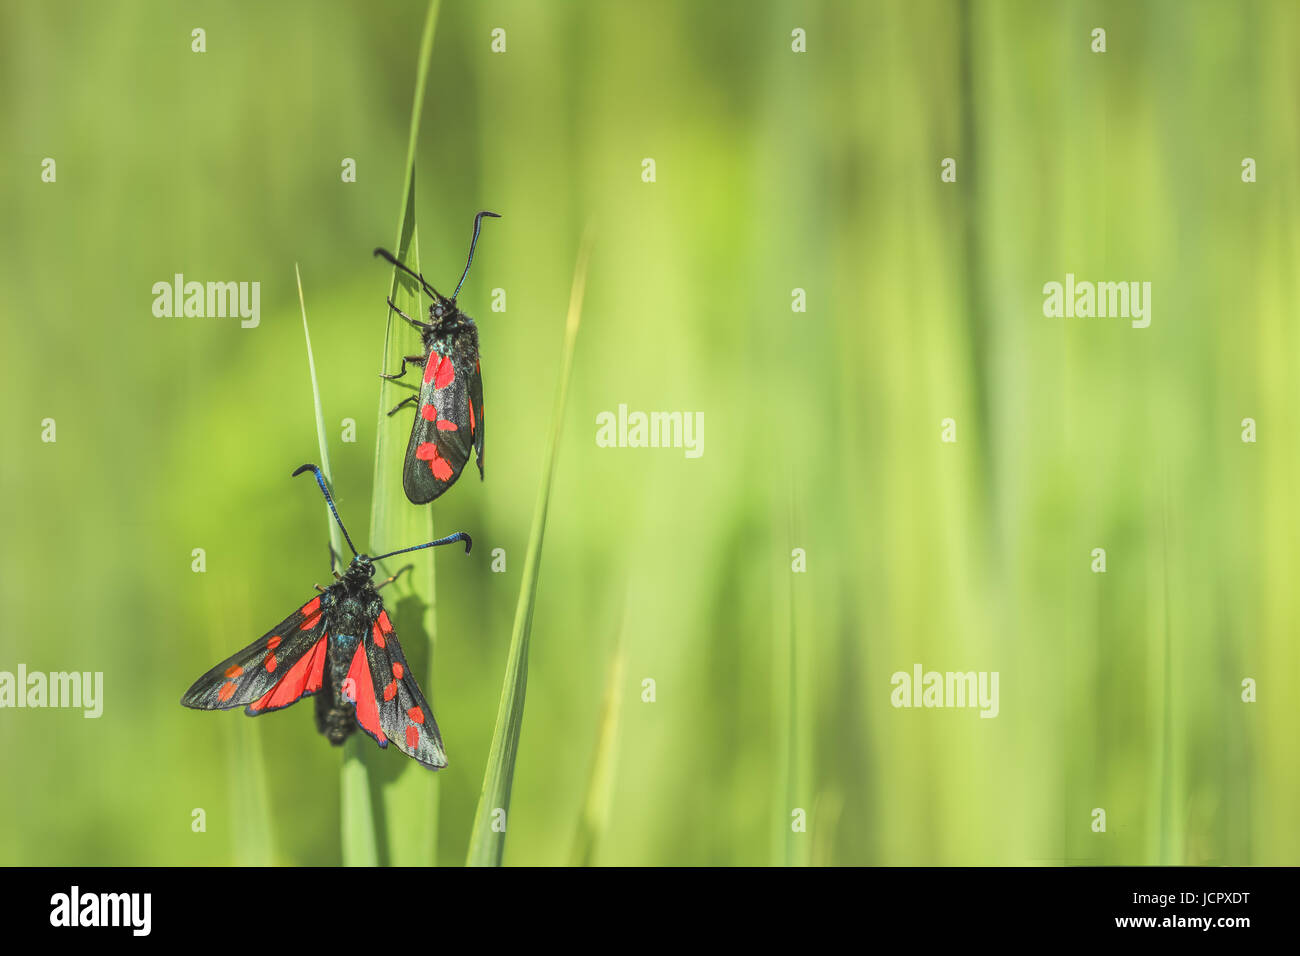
365, 0, 443, 868
810, 790, 844, 867
772, 480, 805, 866
296, 264, 346, 563
1158, 464, 1174, 864
207, 584, 273, 865
774, 534, 797, 866
569, 610, 627, 867
785, 488, 809, 866
226, 718, 274, 865
295, 263, 380, 866
370, 0, 439, 554
467, 231, 595, 867
214, 261, 337, 869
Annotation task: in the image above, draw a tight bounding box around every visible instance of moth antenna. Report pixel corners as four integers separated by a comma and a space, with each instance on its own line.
372, 531, 472, 561
374, 248, 444, 301
292, 464, 358, 557
451, 211, 501, 302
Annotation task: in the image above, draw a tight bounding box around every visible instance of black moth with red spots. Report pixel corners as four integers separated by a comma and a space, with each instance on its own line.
180, 464, 471, 770
375, 211, 499, 505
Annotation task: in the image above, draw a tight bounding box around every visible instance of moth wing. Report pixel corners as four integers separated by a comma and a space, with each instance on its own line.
401, 350, 476, 504
361, 608, 448, 769
468, 357, 484, 479
180, 592, 331, 714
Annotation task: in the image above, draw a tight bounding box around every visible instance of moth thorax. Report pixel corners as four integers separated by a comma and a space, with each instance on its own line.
344, 556, 374, 587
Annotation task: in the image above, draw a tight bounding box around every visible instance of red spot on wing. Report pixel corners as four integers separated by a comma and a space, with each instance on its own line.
300, 613, 322, 631
265, 654, 278, 673
434, 358, 455, 390
218, 681, 237, 702
347, 644, 385, 742
267, 636, 282, 649
383, 680, 397, 702
392, 662, 405, 679
301, 597, 321, 617
415, 443, 454, 482
406, 725, 420, 750
224, 665, 243, 679
421, 402, 458, 431
378, 611, 393, 634
423, 355, 441, 385
249, 638, 328, 712
469, 401, 476, 434
407, 706, 424, 723
372, 622, 386, 648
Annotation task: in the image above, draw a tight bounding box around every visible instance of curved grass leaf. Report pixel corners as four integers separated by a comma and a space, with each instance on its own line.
570, 612, 627, 867
359, 0, 443, 868
467, 232, 595, 867
205, 582, 273, 865
295, 263, 346, 564
295, 263, 379, 866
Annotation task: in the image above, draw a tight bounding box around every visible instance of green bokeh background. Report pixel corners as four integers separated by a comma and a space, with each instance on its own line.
2, 0, 1297, 866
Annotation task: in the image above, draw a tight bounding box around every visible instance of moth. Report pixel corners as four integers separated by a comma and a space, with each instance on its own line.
180, 464, 471, 769
375, 210, 500, 504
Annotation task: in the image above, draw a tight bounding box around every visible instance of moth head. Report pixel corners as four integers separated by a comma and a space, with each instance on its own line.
345, 554, 375, 586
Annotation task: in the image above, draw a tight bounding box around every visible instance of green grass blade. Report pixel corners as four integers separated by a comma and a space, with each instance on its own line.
467, 232, 594, 867
295, 263, 380, 865
205, 584, 273, 865
218, 260, 336, 868
370, 0, 438, 576
361, 0, 442, 868
227, 720, 274, 865
339, 739, 380, 866
295, 263, 346, 562
776, 544, 797, 867
367, 0, 439, 548
569, 616, 626, 867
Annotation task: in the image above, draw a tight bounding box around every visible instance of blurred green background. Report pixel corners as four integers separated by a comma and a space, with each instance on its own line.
2, 0, 1297, 866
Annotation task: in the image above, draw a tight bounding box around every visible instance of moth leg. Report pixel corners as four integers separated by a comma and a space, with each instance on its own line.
387, 297, 428, 331
375, 563, 415, 591
314, 583, 327, 593
380, 354, 427, 381
386, 394, 419, 417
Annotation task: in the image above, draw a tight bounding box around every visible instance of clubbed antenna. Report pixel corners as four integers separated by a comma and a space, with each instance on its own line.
452, 211, 501, 302
372, 531, 473, 561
